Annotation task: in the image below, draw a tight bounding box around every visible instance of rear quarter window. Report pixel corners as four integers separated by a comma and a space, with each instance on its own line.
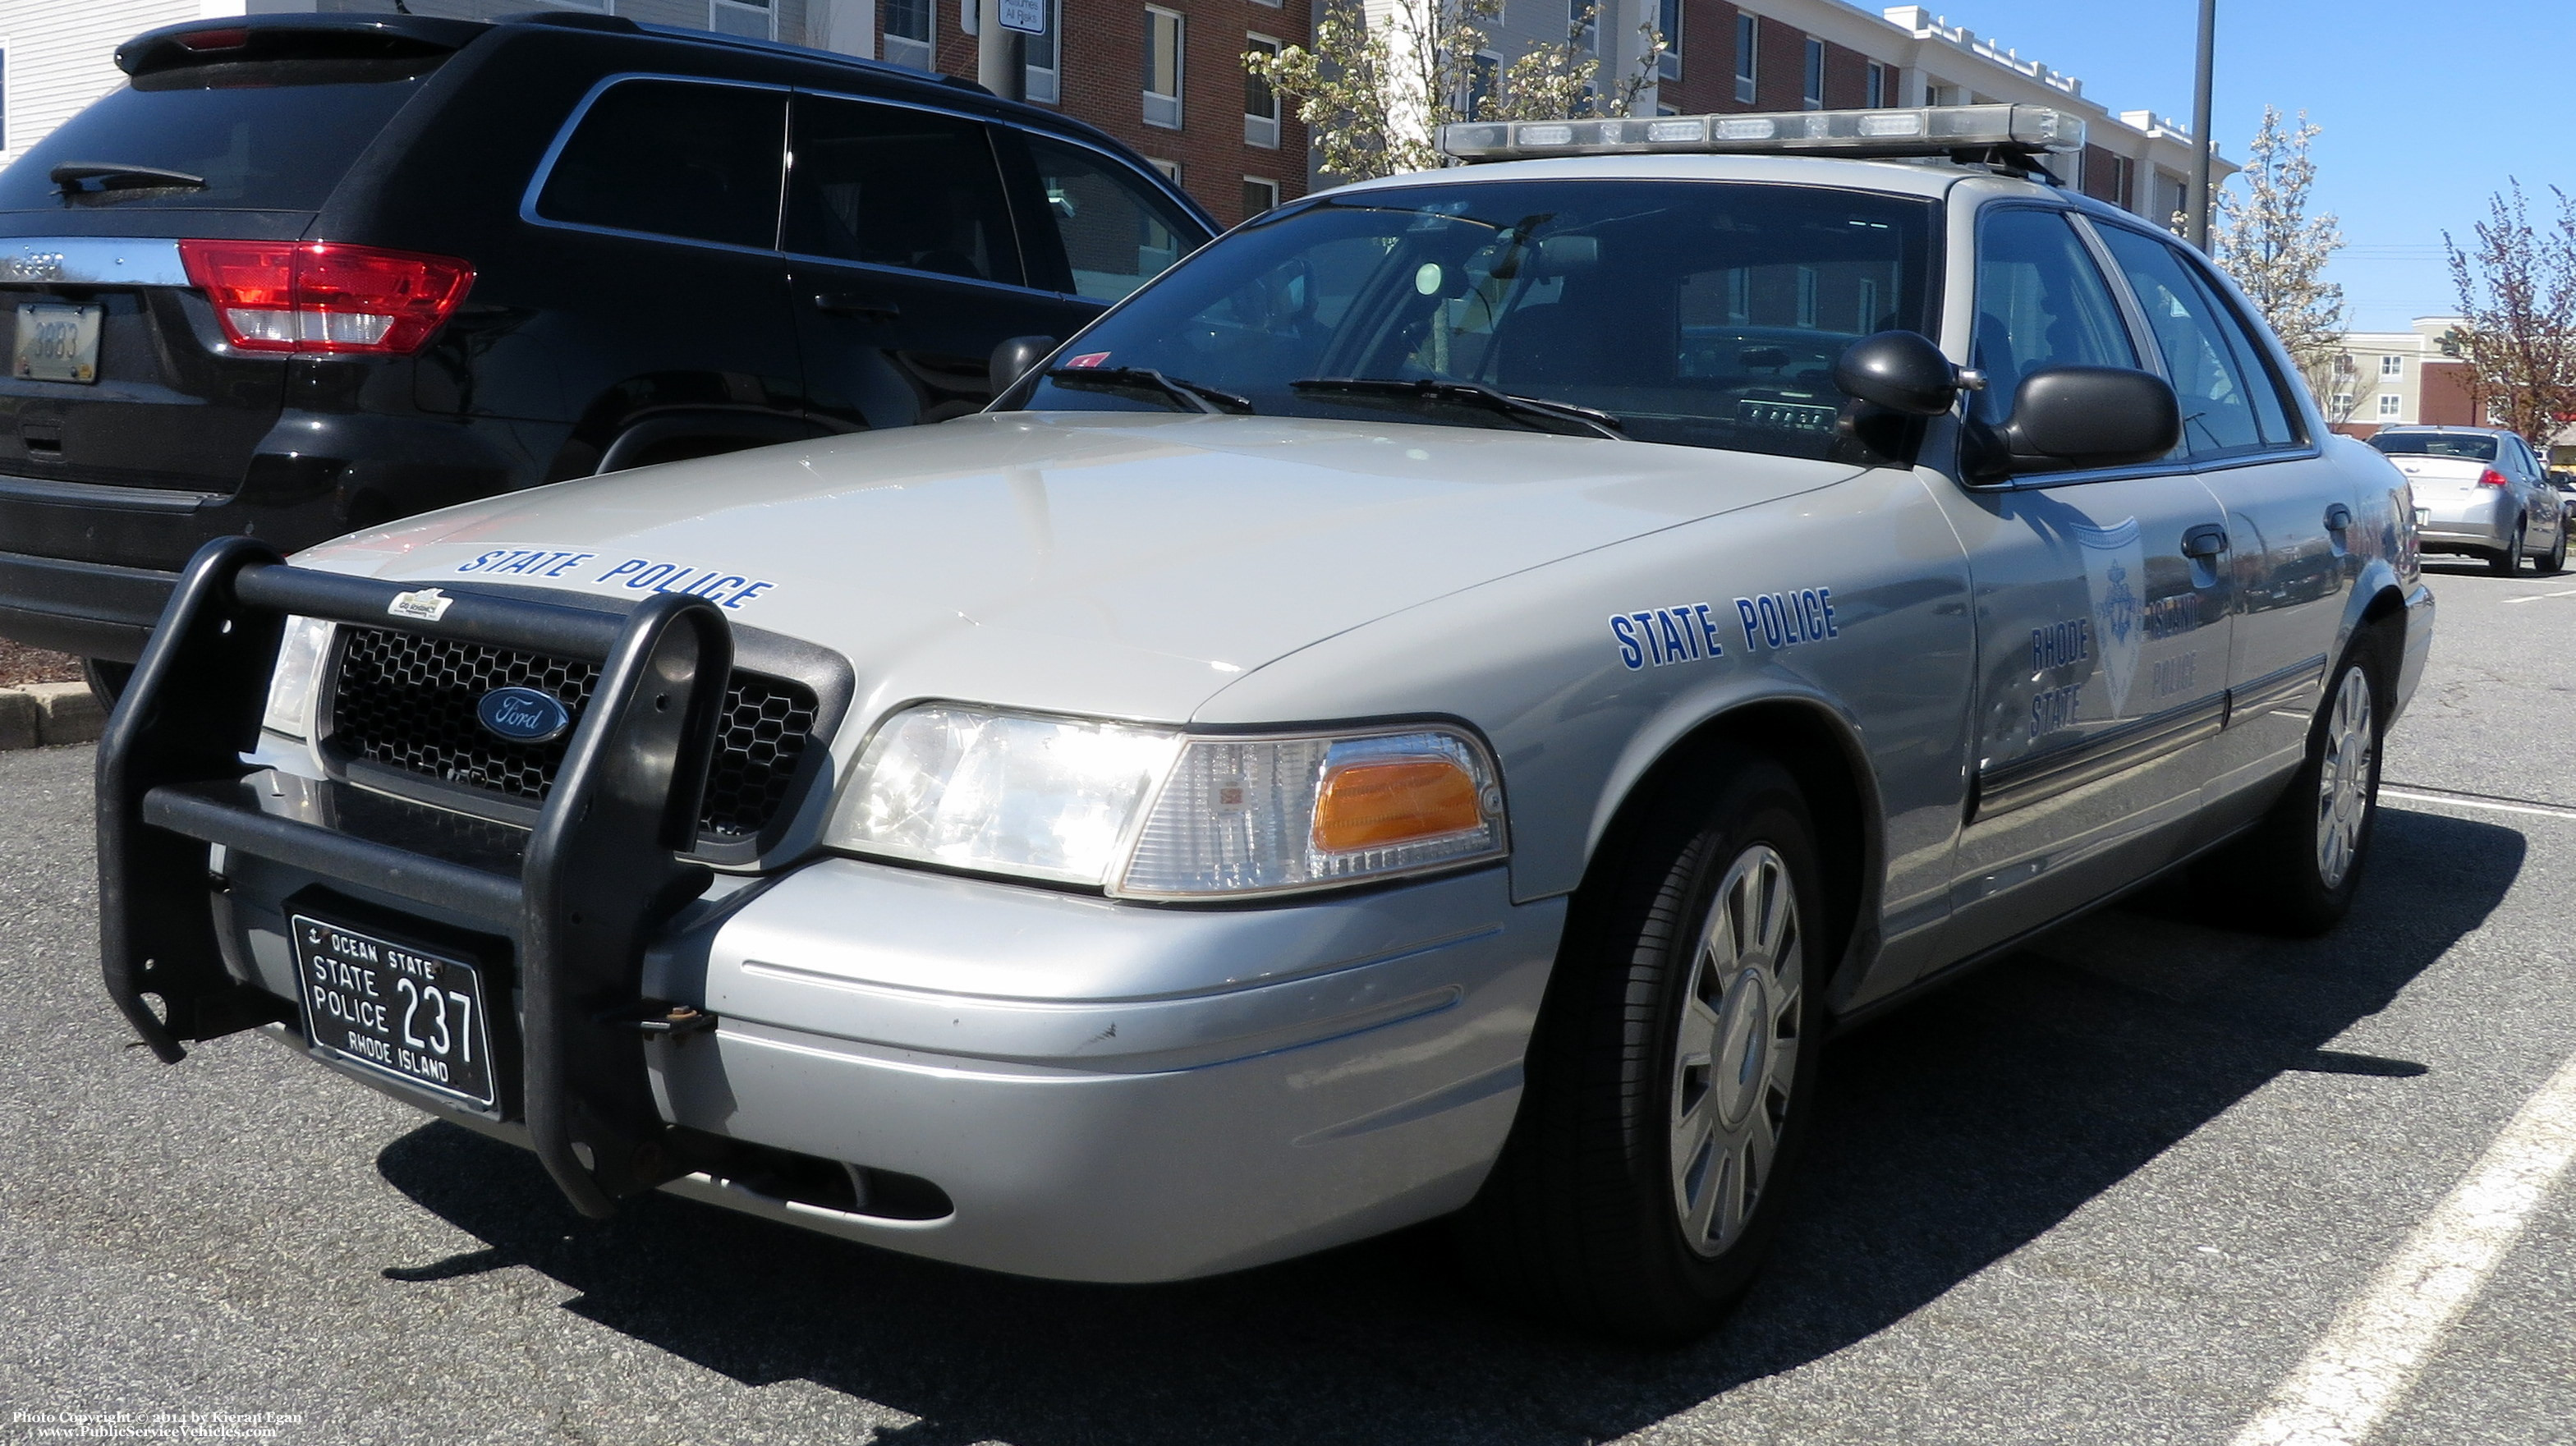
531, 78, 786, 252
0, 57, 441, 213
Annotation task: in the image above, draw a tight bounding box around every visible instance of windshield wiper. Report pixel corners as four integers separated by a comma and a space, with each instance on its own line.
50, 162, 208, 194
1288, 376, 1626, 439
1045, 366, 1254, 415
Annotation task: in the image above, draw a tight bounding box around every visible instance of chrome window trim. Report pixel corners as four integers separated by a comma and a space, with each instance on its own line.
0, 238, 190, 288
517, 71, 1205, 303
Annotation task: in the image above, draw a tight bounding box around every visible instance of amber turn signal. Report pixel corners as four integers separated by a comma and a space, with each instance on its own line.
1311, 756, 1485, 852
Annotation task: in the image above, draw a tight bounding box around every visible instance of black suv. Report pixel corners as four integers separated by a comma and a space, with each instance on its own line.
0, 11, 1213, 684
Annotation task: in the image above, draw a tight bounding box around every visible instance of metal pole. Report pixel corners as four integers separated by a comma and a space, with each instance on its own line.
978, 0, 1023, 101
2185, 0, 2216, 249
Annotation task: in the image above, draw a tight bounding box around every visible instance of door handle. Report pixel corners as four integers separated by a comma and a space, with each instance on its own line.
2324, 503, 2353, 531
811, 291, 901, 321
2182, 523, 2229, 559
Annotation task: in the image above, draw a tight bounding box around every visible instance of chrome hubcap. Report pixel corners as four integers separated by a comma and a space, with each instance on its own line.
2315, 665, 2376, 890
1669, 843, 1802, 1258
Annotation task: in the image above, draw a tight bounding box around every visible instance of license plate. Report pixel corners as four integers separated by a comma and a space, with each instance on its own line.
13, 303, 102, 383
293, 913, 498, 1110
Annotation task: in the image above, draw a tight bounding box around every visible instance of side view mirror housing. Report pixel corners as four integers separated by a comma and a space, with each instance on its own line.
1834, 331, 1970, 415
989, 335, 1059, 397
1984, 365, 2182, 477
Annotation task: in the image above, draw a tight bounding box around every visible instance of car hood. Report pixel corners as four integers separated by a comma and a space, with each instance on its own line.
302, 411, 1860, 723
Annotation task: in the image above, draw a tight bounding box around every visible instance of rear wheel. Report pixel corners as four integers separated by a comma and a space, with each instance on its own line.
2489, 519, 2526, 576
1458, 755, 1826, 1342
82, 659, 131, 709
2200, 630, 2388, 936
2537, 519, 2569, 576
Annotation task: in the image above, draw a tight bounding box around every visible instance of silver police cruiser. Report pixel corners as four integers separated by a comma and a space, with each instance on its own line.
99, 104, 2433, 1341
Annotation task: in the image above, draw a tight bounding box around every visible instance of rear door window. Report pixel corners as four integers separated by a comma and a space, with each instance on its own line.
1020, 136, 1199, 301
783, 95, 1022, 285
534, 79, 786, 251
2094, 223, 2298, 457
0, 56, 441, 213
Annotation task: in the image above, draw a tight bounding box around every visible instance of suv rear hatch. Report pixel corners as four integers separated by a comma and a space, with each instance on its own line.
0, 16, 476, 553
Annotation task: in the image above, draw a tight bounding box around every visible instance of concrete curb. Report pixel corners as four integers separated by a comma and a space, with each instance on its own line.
0, 681, 105, 750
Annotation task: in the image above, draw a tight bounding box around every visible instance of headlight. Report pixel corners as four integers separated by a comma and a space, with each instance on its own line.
260, 616, 336, 741
827, 705, 1508, 899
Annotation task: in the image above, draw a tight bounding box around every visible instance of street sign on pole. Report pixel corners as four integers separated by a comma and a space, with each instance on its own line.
999, 0, 1045, 35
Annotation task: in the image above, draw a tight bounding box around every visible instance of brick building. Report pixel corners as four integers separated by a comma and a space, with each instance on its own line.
1466, 1, 2225, 231
2318, 317, 2479, 438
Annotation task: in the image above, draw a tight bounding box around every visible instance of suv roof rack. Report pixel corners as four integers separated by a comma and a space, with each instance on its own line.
1437, 103, 2084, 167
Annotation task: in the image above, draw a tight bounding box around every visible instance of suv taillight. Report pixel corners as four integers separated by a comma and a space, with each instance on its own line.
2478, 467, 2510, 488
178, 241, 474, 356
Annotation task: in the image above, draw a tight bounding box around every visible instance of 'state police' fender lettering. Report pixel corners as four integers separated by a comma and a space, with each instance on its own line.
1611, 604, 1728, 671
1734, 587, 1839, 652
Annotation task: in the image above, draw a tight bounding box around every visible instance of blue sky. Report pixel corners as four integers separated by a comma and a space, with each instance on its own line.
1928, 0, 2565, 330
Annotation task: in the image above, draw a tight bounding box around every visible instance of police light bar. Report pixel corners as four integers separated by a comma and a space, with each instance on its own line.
1436, 103, 2084, 163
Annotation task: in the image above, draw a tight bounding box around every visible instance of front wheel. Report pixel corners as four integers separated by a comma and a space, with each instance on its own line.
2200, 631, 2388, 935
2489, 520, 2526, 576
1457, 755, 1827, 1342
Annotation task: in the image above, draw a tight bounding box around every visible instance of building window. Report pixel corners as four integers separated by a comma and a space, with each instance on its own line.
1467, 51, 1499, 120
1802, 37, 1824, 109
883, 0, 932, 70
2378, 392, 2403, 420
1856, 277, 1880, 331
2332, 392, 2353, 413
1149, 7, 1185, 128
1242, 176, 1279, 218
1656, 0, 1680, 80
1866, 61, 1887, 108
1022, 0, 1061, 103
1570, 0, 1597, 53
1245, 35, 1281, 147
1733, 14, 1756, 104
1148, 157, 1181, 185
1143, 7, 1184, 129
2381, 354, 2404, 378
710, 0, 774, 40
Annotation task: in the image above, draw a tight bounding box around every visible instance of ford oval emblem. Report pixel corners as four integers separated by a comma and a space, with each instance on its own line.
476, 686, 572, 744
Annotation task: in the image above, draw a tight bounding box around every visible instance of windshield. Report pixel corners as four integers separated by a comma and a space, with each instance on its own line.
2370, 431, 2498, 461
1010, 179, 1940, 459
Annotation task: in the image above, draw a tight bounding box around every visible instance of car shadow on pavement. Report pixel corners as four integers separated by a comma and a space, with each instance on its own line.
374, 805, 2520, 1446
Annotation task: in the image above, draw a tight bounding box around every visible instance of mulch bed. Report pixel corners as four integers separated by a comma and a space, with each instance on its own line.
0, 640, 85, 689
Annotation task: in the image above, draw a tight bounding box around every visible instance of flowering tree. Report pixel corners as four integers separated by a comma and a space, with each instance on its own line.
1245, 0, 1665, 183
2210, 108, 2346, 403
2443, 181, 2576, 448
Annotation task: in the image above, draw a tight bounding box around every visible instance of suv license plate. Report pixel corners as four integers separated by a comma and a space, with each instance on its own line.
13, 303, 102, 383
292, 913, 498, 1110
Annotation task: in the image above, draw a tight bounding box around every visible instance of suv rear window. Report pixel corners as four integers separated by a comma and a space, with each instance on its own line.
0, 57, 443, 213
2370, 432, 2497, 461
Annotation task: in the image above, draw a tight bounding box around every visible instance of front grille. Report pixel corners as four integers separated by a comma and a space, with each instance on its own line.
328, 626, 820, 841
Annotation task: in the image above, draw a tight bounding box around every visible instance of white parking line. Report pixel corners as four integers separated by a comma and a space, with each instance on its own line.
2380, 786, 2576, 823
2505, 586, 2576, 603
2229, 1049, 2576, 1446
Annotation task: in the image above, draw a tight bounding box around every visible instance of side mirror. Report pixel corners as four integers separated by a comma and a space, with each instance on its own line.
1834, 331, 1968, 415
1990, 365, 2181, 475
989, 335, 1059, 396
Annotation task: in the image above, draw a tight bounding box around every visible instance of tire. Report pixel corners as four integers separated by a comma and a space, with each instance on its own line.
1458, 754, 1828, 1342
2201, 629, 2390, 936
2538, 519, 2569, 576
82, 658, 131, 709
2489, 520, 2525, 576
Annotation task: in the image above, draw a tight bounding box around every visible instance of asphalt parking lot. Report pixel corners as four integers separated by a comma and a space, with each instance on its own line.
3, 560, 2571, 1446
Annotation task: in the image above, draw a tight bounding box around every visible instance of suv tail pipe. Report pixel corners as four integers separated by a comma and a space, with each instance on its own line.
97, 535, 734, 1218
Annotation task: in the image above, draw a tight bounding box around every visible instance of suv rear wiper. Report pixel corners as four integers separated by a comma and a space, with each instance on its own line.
51, 162, 209, 193
1288, 376, 1626, 439
1045, 366, 1255, 415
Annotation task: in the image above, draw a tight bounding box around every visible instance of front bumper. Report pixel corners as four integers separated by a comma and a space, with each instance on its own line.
223, 854, 1558, 1282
